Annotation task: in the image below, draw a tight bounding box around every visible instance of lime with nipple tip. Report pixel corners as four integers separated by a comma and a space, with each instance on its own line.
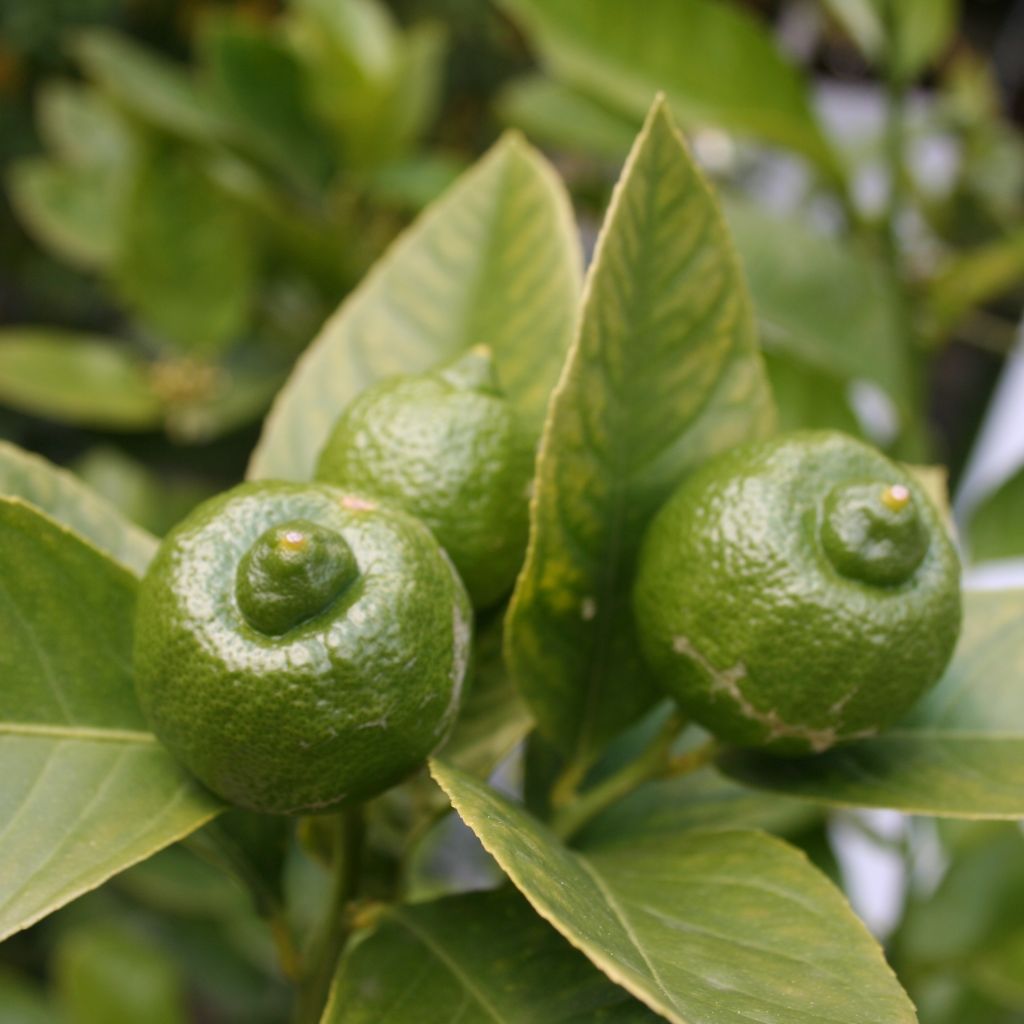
133, 481, 472, 814
632, 431, 962, 753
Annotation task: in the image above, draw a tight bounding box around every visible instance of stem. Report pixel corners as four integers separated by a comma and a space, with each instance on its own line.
292, 805, 365, 1024
551, 714, 694, 842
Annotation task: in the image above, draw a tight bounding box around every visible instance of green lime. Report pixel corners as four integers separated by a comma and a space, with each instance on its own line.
632, 431, 962, 753
134, 481, 472, 814
314, 347, 535, 608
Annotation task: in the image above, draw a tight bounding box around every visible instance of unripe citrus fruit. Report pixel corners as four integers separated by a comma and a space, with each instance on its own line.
633, 431, 962, 753
314, 347, 534, 608
134, 481, 472, 814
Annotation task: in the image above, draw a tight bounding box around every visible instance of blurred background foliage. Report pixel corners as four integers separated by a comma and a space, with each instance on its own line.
1, 1, 1024, 1021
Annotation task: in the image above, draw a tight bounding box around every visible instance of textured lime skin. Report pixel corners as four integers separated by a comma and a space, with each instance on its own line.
134, 481, 472, 814
633, 431, 962, 753
314, 350, 534, 608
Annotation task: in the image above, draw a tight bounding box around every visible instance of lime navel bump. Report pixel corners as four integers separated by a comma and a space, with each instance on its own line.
820, 481, 929, 586
236, 519, 359, 636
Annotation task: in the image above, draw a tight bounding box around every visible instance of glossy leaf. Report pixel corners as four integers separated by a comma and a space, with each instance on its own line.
73, 29, 226, 144
506, 99, 774, 764
726, 200, 909, 404
0, 330, 163, 430
248, 133, 581, 480
0, 500, 220, 941
722, 588, 1024, 817
0, 441, 156, 575
968, 464, 1024, 562
432, 760, 916, 1024
499, 0, 837, 170
7, 159, 125, 270
113, 145, 255, 356
327, 888, 659, 1022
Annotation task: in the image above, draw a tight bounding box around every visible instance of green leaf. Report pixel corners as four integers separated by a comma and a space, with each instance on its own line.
894, 825, 1024, 971
763, 352, 862, 435
71, 445, 214, 539
12, 84, 139, 270
249, 133, 581, 480
73, 29, 226, 144
362, 152, 466, 211
54, 921, 188, 1024
497, 75, 639, 160
726, 200, 910, 404
287, 0, 446, 166
927, 229, 1024, 340
506, 99, 774, 764
431, 760, 917, 1024
0, 329, 163, 430
889, 0, 957, 83
441, 615, 534, 778
721, 588, 1024, 817
0, 440, 157, 575
498, 0, 838, 171
36, 80, 137, 172
327, 887, 660, 1022
199, 14, 332, 188
113, 144, 256, 356
7, 159, 126, 270
820, 0, 885, 62
575, 765, 816, 849
968, 465, 1024, 563
0, 499, 220, 941
382, 21, 448, 165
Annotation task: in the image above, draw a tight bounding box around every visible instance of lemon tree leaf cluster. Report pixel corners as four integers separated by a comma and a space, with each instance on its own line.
1, 96, 1023, 1024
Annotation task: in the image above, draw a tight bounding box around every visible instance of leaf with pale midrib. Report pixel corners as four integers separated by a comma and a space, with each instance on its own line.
248, 133, 581, 481
505, 97, 774, 766
721, 588, 1024, 818
0, 499, 219, 941
327, 888, 660, 1022
432, 760, 917, 1024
